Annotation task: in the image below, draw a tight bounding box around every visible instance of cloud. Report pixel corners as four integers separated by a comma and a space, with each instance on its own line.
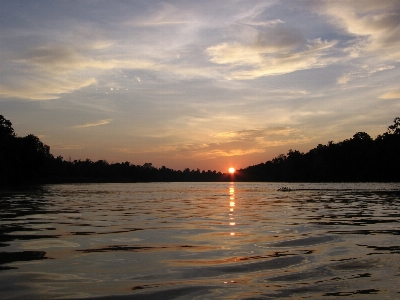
0, 75, 97, 100
311, 0, 400, 60
240, 19, 285, 27
337, 74, 350, 85
207, 26, 305, 65
181, 127, 313, 159
73, 119, 112, 128
17, 46, 90, 74
379, 89, 400, 99
124, 2, 193, 27
14, 45, 160, 73
122, 126, 312, 160
207, 24, 337, 79
337, 64, 395, 85
51, 144, 83, 150
254, 27, 305, 51
216, 127, 291, 139
0, 44, 161, 100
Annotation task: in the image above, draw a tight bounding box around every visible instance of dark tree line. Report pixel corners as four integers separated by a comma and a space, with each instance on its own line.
1, 116, 54, 185
46, 160, 226, 183
0, 115, 226, 185
1, 115, 399, 185
238, 117, 400, 182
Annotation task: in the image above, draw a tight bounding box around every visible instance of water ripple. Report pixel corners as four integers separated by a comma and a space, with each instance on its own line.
0, 182, 399, 299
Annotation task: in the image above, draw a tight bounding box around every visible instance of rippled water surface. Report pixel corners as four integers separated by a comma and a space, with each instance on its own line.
1, 182, 400, 299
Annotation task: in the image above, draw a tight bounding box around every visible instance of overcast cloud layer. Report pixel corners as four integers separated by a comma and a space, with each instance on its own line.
1, 0, 399, 171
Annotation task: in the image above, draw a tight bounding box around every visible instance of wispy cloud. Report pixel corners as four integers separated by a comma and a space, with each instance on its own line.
379, 89, 400, 99
51, 144, 83, 150
112, 126, 313, 161
337, 64, 395, 85
73, 119, 112, 128
311, 0, 400, 60
124, 2, 193, 27
0, 43, 161, 100
173, 129, 314, 160
207, 32, 337, 79
239, 19, 285, 27
0, 77, 97, 100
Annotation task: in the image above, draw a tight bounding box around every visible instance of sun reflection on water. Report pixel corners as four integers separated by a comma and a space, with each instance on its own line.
229, 183, 235, 236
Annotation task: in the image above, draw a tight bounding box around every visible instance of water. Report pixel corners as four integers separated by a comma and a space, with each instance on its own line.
1, 182, 399, 299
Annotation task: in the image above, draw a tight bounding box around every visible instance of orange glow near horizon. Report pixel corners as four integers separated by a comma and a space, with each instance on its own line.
228, 167, 235, 174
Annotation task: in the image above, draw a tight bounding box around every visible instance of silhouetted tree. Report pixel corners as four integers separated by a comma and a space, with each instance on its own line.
387, 117, 400, 135
352, 132, 373, 141
1, 115, 55, 184
0, 115, 15, 138
0, 115, 16, 184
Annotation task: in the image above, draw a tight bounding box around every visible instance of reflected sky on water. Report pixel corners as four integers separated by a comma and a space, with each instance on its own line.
0, 182, 399, 299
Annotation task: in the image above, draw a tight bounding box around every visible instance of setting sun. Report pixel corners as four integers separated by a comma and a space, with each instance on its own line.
228, 167, 235, 174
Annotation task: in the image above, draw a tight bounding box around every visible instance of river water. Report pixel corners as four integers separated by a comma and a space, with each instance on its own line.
1, 182, 399, 299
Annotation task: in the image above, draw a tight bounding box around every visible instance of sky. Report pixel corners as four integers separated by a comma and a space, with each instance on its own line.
1, 0, 399, 172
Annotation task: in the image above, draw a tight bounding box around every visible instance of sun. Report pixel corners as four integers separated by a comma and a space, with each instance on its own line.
228, 167, 235, 174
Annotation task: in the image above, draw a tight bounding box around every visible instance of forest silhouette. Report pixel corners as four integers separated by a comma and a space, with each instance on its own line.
1, 115, 399, 185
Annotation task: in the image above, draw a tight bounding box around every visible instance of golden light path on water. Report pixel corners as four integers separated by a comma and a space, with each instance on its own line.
229, 184, 235, 237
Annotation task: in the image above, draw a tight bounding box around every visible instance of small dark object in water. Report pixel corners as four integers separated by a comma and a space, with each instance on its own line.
277, 187, 292, 192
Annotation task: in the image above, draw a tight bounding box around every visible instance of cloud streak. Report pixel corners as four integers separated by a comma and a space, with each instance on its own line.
207, 28, 338, 79
73, 119, 113, 129
379, 89, 400, 99
310, 0, 400, 60
114, 126, 313, 161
